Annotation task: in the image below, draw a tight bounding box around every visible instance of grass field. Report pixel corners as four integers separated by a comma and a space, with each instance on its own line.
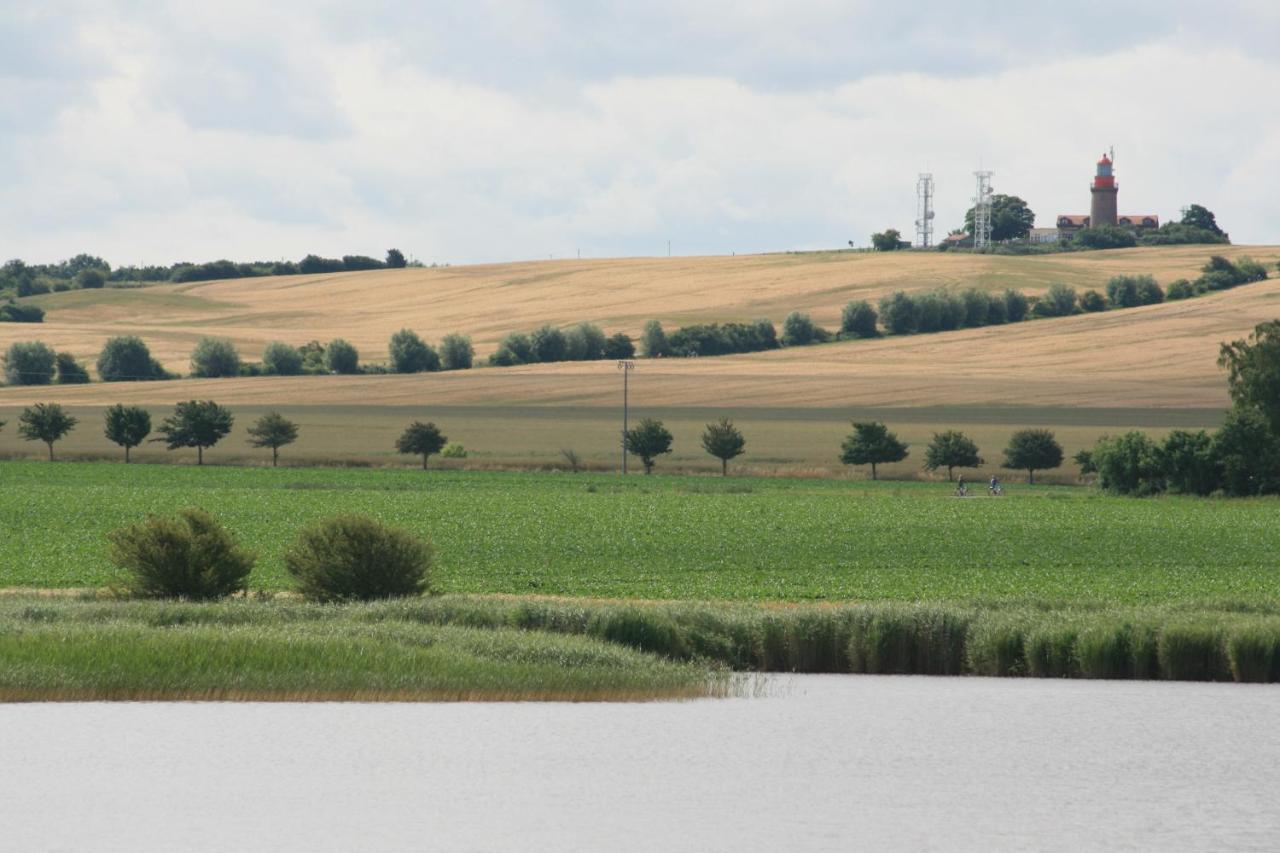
3, 461, 1277, 602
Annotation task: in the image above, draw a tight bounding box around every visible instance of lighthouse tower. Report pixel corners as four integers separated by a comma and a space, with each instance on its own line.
1089, 152, 1118, 228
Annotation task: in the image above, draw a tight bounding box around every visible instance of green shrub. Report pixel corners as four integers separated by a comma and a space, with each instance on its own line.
840, 300, 878, 337
389, 329, 440, 373
262, 341, 304, 375
1165, 278, 1195, 300
441, 443, 467, 459
589, 608, 691, 661
1079, 290, 1106, 312
55, 352, 91, 384
285, 515, 433, 602
190, 337, 242, 378
3, 340, 56, 385
967, 618, 1026, 676
326, 338, 360, 374
97, 336, 169, 381
440, 333, 474, 370
109, 508, 255, 600
1035, 283, 1078, 317
781, 311, 830, 346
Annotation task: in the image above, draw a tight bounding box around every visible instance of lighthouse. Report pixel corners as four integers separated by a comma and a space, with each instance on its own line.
1089, 152, 1118, 228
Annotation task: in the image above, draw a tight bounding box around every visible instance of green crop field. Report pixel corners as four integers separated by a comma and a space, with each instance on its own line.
2, 460, 1277, 603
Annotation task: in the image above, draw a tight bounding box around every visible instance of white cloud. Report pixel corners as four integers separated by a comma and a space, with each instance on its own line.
0, 2, 1276, 266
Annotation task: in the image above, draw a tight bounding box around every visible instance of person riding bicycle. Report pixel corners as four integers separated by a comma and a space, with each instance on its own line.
956, 475, 968, 497
989, 476, 1001, 495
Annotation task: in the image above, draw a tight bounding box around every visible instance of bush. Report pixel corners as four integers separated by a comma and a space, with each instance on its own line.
388, 329, 440, 373
326, 338, 360, 374
262, 341, 304, 376
1072, 225, 1137, 250
190, 337, 242, 378
985, 293, 1007, 325
341, 255, 384, 271
1236, 256, 1269, 283
1161, 429, 1220, 496
439, 333, 474, 370
530, 325, 568, 362
3, 340, 56, 385
97, 335, 168, 382
75, 268, 107, 289
55, 352, 90, 384
1165, 278, 1196, 300
782, 311, 830, 346
840, 300, 878, 338
298, 254, 344, 274
878, 291, 917, 335
284, 515, 433, 602
1003, 289, 1029, 323
1079, 290, 1106, 312
641, 320, 668, 357
491, 331, 535, 365
603, 332, 635, 359
1035, 283, 1078, 317
668, 321, 778, 356
1091, 431, 1165, 495
0, 301, 45, 323
441, 443, 467, 459
564, 323, 606, 361
108, 508, 255, 600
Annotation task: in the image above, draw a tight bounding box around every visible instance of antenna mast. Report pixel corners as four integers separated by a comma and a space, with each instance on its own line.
972, 170, 994, 250
915, 173, 935, 248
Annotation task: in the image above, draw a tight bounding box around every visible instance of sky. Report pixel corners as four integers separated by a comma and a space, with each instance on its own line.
2, 1, 1278, 266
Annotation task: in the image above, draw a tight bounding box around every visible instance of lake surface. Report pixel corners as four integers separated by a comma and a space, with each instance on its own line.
3, 675, 1279, 852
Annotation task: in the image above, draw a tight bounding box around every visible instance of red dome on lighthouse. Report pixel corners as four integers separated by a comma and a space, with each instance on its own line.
1097, 153, 1112, 166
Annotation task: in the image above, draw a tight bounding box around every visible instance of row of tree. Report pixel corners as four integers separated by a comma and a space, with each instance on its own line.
489, 323, 635, 366
0, 249, 415, 298
1081, 320, 1280, 497
0, 401, 458, 469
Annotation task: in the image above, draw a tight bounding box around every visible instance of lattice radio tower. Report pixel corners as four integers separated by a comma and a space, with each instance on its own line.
972, 170, 994, 249
915, 173, 935, 248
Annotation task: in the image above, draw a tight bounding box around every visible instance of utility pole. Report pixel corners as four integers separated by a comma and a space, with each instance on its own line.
617, 360, 635, 474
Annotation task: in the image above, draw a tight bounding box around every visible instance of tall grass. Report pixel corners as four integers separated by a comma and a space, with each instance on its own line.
4, 596, 1280, 703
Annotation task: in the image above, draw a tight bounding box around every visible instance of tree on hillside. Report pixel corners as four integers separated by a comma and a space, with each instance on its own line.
18, 403, 77, 461
604, 332, 635, 359
326, 338, 360, 374
55, 352, 91, 384
530, 325, 568, 363
3, 340, 56, 385
396, 421, 447, 470
155, 400, 234, 465
840, 421, 908, 480
247, 411, 299, 467
641, 320, 668, 357
1002, 429, 1063, 485
1181, 204, 1224, 236
75, 268, 106, 290
104, 404, 152, 463
841, 300, 878, 338
190, 337, 242, 378
1219, 320, 1280, 433
386, 248, 407, 268
964, 195, 1035, 242
97, 335, 167, 382
878, 291, 918, 335
1036, 283, 1078, 317
626, 418, 673, 474
871, 229, 903, 252
702, 417, 745, 476
440, 333, 474, 370
1212, 407, 1280, 497
389, 329, 440, 373
262, 342, 304, 376
924, 431, 983, 481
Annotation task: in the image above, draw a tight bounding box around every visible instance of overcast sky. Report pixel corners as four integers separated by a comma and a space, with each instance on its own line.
2, 1, 1277, 266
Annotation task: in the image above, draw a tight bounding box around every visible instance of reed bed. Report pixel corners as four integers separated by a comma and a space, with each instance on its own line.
4, 596, 1280, 704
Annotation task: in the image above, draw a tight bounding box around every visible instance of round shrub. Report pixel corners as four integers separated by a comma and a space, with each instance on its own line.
262, 341, 304, 375
326, 338, 360, 374
285, 515, 433, 602
109, 508, 255, 599
190, 336, 242, 378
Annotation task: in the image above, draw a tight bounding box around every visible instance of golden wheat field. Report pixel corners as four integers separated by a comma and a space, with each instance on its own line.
1, 245, 1277, 477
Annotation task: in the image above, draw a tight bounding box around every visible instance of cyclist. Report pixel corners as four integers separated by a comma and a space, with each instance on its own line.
989, 475, 1001, 496
955, 475, 968, 497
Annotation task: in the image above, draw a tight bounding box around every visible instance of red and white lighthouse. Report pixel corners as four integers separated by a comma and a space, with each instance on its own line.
1089, 152, 1118, 228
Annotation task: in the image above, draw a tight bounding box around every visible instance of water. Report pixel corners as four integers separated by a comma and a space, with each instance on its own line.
3, 676, 1279, 852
